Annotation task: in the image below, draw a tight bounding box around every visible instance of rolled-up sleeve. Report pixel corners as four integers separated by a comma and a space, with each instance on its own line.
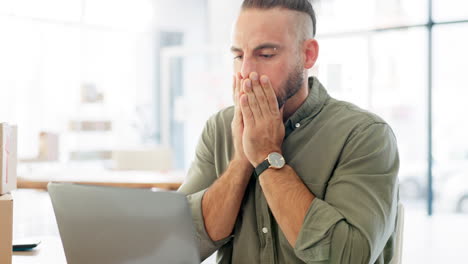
178, 116, 231, 260
294, 122, 399, 263
185, 189, 232, 260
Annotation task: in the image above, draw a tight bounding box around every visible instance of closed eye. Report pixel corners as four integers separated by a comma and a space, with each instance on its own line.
260, 54, 275, 59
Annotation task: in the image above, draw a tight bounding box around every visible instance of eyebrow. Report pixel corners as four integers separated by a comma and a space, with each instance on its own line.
230, 43, 282, 53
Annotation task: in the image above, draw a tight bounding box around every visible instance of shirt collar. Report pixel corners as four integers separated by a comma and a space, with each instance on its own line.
285, 76, 330, 131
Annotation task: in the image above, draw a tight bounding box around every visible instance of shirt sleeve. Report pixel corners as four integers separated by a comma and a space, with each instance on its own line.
294, 122, 400, 264
178, 116, 232, 260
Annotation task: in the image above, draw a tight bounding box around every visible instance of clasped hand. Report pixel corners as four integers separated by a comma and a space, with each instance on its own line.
232, 72, 285, 168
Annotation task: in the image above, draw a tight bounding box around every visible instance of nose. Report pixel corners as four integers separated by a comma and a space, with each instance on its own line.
240, 57, 256, 79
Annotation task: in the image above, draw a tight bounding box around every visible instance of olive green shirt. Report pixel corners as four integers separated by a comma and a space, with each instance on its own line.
178, 77, 399, 264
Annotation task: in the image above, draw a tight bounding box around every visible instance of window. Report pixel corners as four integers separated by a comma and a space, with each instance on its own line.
433, 23, 468, 214
314, 0, 468, 214
433, 0, 468, 22
0, 0, 82, 22
370, 28, 428, 202
313, 0, 428, 34
316, 35, 370, 108
0, 1, 156, 161
84, 0, 154, 31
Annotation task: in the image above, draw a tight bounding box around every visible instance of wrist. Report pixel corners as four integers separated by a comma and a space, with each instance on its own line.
253, 149, 282, 167
228, 159, 254, 185
258, 164, 291, 185
230, 158, 254, 172
254, 151, 286, 178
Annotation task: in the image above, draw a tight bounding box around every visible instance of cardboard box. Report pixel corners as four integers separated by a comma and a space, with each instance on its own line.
0, 194, 13, 264
0, 124, 17, 195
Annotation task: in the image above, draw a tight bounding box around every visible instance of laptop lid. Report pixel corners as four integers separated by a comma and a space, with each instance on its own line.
48, 183, 200, 264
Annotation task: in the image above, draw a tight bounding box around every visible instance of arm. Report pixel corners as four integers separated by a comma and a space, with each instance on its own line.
178, 73, 253, 259
258, 164, 314, 247
240, 72, 399, 263
258, 123, 399, 263
202, 73, 254, 241
179, 126, 252, 260
202, 159, 252, 241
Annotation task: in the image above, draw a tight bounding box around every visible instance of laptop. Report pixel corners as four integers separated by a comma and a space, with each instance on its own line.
48, 183, 200, 264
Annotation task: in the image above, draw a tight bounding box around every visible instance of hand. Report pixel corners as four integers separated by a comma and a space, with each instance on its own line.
240, 72, 285, 167
231, 73, 251, 167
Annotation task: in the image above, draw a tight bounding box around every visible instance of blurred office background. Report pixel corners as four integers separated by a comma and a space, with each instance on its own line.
1, 0, 467, 263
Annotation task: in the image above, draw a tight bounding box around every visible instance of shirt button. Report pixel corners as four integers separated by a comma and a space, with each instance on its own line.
262, 227, 268, 234
295, 123, 301, 128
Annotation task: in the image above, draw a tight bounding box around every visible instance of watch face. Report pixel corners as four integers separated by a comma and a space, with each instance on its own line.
268, 152, 285, 169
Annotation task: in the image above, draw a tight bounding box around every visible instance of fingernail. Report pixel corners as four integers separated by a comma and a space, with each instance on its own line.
261, 75, 268, 84
250, 72, 258, 81
245, 79, 252, 88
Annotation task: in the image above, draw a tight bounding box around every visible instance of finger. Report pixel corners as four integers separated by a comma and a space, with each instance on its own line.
234, 106, 244, 129
244, 78, 263, 120
240, 94, 255, 126
233, 74, 243, 124
260, 75, 280, 115
239, 72, 246, 99
236, 73, 243, 105
232, 74, 237, 103
249, 72, 270, 117
233, 98, 243, 123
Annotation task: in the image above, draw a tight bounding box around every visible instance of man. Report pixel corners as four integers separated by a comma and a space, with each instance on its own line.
178, 0, 399, 263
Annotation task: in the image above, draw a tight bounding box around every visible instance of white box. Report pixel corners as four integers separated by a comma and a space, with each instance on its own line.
112, 148, 172, 171
38, 132, 59, 161
0, 123, 17, 195
0, 194, 13, 264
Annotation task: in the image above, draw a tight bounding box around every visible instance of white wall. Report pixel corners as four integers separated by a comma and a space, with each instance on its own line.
207, 0, 242, 47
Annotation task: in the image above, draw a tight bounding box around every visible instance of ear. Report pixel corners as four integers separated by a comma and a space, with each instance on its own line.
303, 39, 319, 69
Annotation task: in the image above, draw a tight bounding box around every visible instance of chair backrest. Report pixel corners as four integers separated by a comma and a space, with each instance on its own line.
389, 202, 405, 264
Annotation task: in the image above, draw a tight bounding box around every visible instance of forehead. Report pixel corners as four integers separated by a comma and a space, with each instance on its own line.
232, 8, 297, 49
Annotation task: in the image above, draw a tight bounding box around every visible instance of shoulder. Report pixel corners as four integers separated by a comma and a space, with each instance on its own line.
215, 106, 235, 123
203, 106, 235, 136
315, 98, 397, 146
326, 98, 390, 133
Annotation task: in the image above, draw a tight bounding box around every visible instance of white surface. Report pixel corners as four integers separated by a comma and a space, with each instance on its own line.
17, 162, 185, 184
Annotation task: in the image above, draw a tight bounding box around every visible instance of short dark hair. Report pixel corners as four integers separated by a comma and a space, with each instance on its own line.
241, 0, 317, 37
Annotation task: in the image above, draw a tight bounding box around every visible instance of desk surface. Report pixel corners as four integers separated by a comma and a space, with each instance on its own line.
12, 190, 66, 264
11, 188, 217, 264
11, 178, 185, 264
13, 237, 66, 264
17, 165, 185, 190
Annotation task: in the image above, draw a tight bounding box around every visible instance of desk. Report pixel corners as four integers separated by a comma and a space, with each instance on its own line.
13, 237, 66, 264
17, 164, 184, 190
12, 166, 185, 263
11, 168, 184, 264
18, 179, 182, 190
11, 189, 216, 264
12, 189, 65, 264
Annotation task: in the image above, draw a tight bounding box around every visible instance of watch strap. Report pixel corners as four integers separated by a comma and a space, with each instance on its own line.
254, 159, 270, 178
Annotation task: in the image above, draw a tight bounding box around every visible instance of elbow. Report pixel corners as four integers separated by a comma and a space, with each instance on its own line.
329, 221, 373, 264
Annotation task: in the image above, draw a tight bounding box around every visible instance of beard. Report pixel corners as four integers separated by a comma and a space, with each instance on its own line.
276, 62, 304, 109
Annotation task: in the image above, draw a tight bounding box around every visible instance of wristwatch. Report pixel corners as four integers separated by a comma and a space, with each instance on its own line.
254, 152, 286, 178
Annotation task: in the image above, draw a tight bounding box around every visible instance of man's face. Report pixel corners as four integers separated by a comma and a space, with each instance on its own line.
231, 8, 305, 108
